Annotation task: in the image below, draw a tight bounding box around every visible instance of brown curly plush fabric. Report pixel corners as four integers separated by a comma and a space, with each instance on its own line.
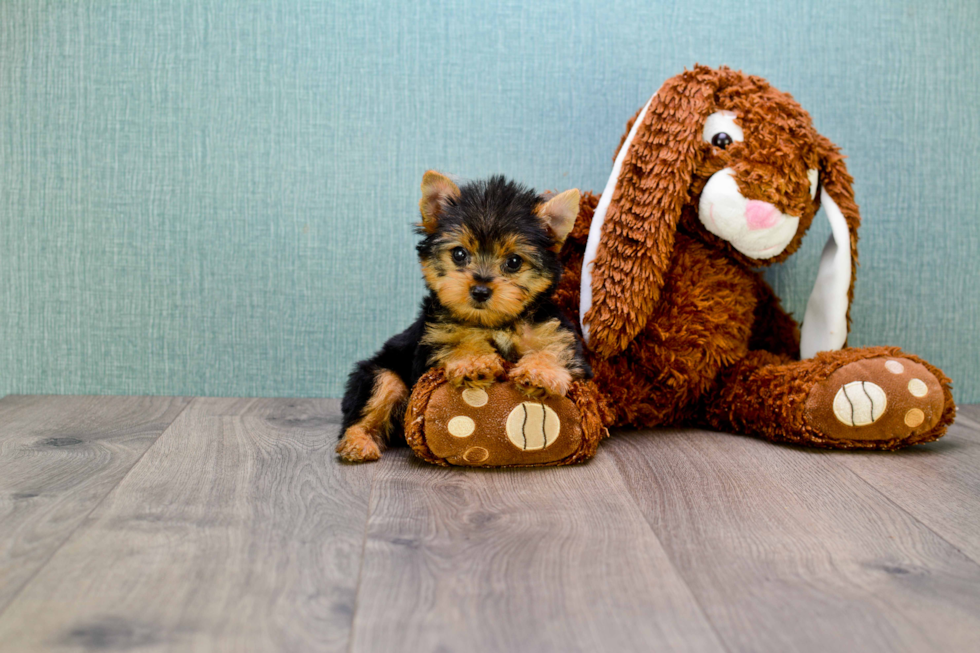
554, 66, 955, 449
405, 367, 610, 467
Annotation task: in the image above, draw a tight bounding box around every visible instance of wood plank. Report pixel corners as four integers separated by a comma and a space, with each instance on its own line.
607, 428, 980, 653
0, 397, 375, 653
0, 395, 190, 614
828, 404, 980, 564
0, 395, 44, 418
958, 404, 980, 423
350, 449, 725, 653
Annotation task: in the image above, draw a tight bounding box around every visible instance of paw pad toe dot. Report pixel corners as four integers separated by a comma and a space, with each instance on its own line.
885, 360, 905, 374
461, 388, 489, 407
907, 378, 928, 398
905, 408, 925, 428
463, 447, 489, 463
447, 416, 476, 438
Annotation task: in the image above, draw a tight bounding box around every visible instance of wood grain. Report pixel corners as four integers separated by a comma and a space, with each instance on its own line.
607, 428, 980, 653
349, 449, 724, 653
827, 405, 980, 564
3, 396, 980, 653
0, 397, 374, 653
0, 395, 189, 614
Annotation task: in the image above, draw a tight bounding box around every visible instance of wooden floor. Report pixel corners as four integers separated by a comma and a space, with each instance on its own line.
0, 397, 978, 652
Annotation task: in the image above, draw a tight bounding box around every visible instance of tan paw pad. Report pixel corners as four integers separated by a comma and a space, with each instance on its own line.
832, 381, 887, 426
506, 402, 561, 451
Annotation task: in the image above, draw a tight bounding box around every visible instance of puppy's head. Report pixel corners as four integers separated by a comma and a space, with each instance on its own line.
417, 172, 580, 328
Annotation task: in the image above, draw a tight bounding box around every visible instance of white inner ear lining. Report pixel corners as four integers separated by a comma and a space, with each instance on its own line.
807, 168, 819, 200
579, 89, 659, 342
800, 186, 852, 359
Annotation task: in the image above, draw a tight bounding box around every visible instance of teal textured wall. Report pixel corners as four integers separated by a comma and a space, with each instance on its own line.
1, 0, 978, 400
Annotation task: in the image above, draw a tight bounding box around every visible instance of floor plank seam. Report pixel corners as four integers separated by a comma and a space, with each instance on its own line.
0, 397, 196, 623
344, 455, 382, 653
823, 450, 980, 569
607, 451, 734, 653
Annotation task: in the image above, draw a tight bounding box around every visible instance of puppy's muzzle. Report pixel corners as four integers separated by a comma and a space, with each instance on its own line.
469, 285, 492, 303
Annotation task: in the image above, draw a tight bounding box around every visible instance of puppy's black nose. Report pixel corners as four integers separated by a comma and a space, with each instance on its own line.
470, 285, 492, 303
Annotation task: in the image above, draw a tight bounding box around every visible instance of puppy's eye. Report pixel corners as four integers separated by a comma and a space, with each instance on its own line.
502, 255, 523, 273
711, 132, 733, 149
703, 110, 744, 149
451, 247, 468, 264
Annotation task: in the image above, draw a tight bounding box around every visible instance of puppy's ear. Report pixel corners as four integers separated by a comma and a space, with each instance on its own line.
535, 189, 580, 250
580, 68, 721, 357
799, 137, 861, 358
419, 170, 461, 233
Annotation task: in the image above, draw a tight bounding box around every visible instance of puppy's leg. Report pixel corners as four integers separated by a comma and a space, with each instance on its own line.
337, 368, 409, 462
442, 348, 505, 390
510, 319, 582, 398
511, 350, 572, 399
425, 326, 504, 390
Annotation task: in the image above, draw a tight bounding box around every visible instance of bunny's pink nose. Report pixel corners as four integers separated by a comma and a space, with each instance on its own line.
745, 200, 781, 230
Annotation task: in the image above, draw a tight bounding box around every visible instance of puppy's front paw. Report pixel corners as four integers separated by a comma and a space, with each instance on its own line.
511, 357, 572, 399
336, 425, 382, 462
444, 354, 505, 390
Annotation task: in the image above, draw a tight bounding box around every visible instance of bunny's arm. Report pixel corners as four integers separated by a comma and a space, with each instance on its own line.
590, 234, 762, 427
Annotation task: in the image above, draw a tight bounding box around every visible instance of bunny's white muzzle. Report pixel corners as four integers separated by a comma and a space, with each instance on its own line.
697, 168, 800, 260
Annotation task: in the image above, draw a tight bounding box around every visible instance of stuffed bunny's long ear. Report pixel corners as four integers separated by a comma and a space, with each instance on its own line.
579, 93, 655, 340
580, 72, 719, 358
800, 147, 860, 358
800, 188, 851, 358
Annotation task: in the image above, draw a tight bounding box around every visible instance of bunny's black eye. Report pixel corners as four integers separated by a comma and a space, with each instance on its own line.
451, 247, 468, 264
711, 132, 734, 149
502, 255, 523, 273
703, 112, 744, 147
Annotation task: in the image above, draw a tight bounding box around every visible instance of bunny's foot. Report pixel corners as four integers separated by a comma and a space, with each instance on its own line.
703, 346, 955, 449
805, 356, 947, 447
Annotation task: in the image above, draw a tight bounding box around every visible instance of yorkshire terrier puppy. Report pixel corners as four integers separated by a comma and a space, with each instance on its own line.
337, 171, 591, 462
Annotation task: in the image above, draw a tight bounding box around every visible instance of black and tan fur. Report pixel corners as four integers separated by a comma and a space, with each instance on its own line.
338, 172, 590, 462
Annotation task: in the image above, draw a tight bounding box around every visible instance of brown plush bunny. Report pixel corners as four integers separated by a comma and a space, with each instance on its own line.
554, 65, 956, 449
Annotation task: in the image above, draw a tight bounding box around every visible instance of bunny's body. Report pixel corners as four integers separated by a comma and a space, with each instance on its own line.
555, 66, 955, 449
